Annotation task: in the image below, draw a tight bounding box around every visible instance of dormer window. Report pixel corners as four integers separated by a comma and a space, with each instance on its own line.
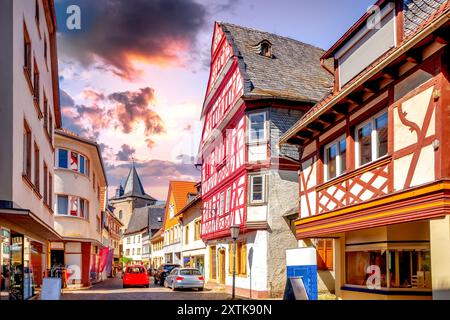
259, 40, 272, 58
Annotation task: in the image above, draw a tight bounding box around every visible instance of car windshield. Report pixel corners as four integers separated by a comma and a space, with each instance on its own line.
126, 267, 145, 274
179, 269, 201, 276
165, 265, 179, 271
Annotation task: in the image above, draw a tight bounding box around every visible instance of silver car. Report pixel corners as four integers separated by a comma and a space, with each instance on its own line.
164, 268, 204, 291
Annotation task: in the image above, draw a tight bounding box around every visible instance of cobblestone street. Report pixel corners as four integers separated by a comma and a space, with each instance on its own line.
60, 277, 231, 300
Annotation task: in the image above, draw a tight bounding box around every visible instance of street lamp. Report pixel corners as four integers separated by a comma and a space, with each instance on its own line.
230, 224, 240, 300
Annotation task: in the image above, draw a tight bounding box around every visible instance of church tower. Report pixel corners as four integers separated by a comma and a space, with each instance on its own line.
109, 164, 157, 232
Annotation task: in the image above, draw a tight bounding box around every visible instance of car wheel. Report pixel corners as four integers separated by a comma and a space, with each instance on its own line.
198, 287, 204, 292
160, 278, 164, 286
123, 284, 127, 289
154, 278, 158, 285
145, 284, 150, 288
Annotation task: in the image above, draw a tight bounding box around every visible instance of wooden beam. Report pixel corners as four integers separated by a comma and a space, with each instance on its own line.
362, 81, 379, 94
382, 67, 398, 80
406, 50, 422, 64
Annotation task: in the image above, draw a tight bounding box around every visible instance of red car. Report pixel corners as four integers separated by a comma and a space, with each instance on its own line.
122, 265, 150, 288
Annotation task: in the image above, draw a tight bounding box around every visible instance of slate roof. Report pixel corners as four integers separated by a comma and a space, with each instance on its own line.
404, 0, 447, 36
124, 203, 165, 236
110, 165, 156, 201
219, 22, 333, 103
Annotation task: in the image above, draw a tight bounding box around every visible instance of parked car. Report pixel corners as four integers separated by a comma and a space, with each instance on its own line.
122, 265, 150, 288
154, 264, 181, 286
164, 268, 204, 291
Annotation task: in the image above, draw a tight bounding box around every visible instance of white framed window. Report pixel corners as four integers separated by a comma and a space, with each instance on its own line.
355, 110, 388, 168
56, 195, 89, 219
324, 135, 347, 181
248, 112, 267, 143
225, 187, 231, 213
250, 175, 266, 204
56, 148, 89, 176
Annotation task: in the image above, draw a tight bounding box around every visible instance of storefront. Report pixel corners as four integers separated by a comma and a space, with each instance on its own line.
182, 254, 205, 275
0, 227, 45, 300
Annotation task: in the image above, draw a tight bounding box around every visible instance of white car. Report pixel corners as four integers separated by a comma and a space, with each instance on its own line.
164, 268, 204, 291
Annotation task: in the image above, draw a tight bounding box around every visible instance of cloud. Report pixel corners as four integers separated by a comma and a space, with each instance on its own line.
116, 144, 136, 161
56, 0, 208, 79
59, 87, 165, 142
108, 87, 165, 136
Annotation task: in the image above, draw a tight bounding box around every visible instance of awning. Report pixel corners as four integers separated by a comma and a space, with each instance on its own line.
0, 208, 62, 241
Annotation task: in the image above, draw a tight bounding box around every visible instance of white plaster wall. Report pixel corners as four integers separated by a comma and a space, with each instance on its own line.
300, 157, 317, 218
123, 233, 143, 262
247, 205, 267, 222
248, 145, 267, 162
11, 0, 56, 229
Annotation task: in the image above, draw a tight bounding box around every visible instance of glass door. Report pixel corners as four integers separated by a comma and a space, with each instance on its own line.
10, 234, 24, 300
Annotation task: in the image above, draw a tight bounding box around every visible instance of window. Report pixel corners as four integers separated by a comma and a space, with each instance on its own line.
49, 174, 53, 208
127, 237, 130, 244
49, 112, 53, 142
356, 111, 388, 167
43, 93, 48, 132
96, 216, 101, 232
126, 249, 130, 256
324, 136, 347, 181
79, 156, 86, 174
56, 195, 88, 218
316, 239, 333, 271
185, 225, 189, 245
34, 142, 40, 191
35, 0, 40, 27
225, 187, 231, 213
345, 249, 431, 290
23, 23, 32, 78
259, 41, 272, 58
219, 192, 225, 216
23, 120, 32, 180
57, 195, 68, 215
119, 210, 123, 220
137, 248, 141, 255
194, 220, 202, 241
58, 149, 68, 168
248, 112, 266, 143
43, 162, 48, 205
44, 37, 48, 68
132, 248, 135, 255
250, 175, 265, 204
33, 59, 40, 104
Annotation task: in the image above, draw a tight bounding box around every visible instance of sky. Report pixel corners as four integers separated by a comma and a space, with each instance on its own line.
54, 0, 375, 200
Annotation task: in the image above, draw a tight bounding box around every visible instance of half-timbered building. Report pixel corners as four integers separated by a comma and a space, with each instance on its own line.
281, 0, 450, 300
199, 22, 333, 298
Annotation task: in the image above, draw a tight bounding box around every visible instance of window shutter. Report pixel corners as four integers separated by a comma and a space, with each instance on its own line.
240, 243, 247, 276
228, 244, 233, 274
316, 239, 326, 270
325, 240, 334, 270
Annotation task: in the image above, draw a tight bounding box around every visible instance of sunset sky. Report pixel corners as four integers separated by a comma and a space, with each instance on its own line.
54, 0, 375, 200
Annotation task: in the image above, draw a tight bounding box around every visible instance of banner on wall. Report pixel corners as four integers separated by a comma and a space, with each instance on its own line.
103, 248, 114, 276
99, 248, 111, 273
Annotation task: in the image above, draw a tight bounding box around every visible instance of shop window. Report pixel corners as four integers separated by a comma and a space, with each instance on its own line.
345, 249, 431, 290
355, 111, 388, 167
324, 136, 346, 181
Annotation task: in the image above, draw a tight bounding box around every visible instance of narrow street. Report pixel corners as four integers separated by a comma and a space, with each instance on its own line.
60, 277, 232, 300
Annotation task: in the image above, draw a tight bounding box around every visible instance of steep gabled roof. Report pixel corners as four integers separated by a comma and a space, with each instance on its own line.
219, 22, 333, 103
110, 165, 157, 201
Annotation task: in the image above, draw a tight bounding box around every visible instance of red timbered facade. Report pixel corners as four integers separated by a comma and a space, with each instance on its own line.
282, 0, 450, 300
199, 22, 333, 298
